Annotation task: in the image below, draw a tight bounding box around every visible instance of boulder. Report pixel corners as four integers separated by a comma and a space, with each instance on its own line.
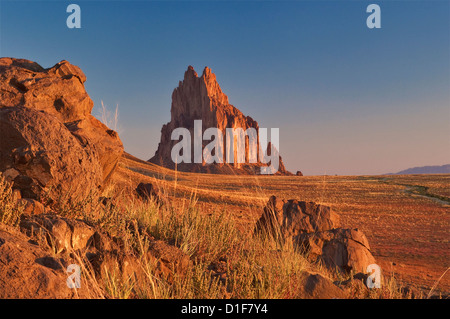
0, 58, 92, 123
298, 271, 347, 299
334, 272, 371, 298
255, 195, 340, 241
0, 223, 80, 298
91, 230, 120, 253
255, 196, 376, 274
20, 198, 45, 216
208, 259, 228, 284
88, 250, 143, 284
69, 219, 96, 251
147, 240, 191, 283
0, 58, 123, 200
136, 182, 163, 203
0, 107, 103, 203
296, 228, 376, 273
88, 237, 191, 286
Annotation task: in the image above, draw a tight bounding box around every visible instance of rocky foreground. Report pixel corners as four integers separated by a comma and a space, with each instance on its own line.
0, 58, 123, 203
0, 186, 379, 298
0, 58, 385, 299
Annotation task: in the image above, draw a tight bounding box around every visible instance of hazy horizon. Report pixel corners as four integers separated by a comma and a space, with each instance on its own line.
1, 1, 449, 176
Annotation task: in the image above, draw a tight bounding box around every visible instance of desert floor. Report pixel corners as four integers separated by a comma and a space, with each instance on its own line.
113, 153, 450, 295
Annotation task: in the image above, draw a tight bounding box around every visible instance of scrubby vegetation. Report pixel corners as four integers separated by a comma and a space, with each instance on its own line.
0, 173, 422, 299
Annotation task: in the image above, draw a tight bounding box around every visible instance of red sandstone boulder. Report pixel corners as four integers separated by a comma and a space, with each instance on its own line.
298, 271, 347, 299
296, 228, 376, 273
256, 196, 376, 274
0, 58, 123, 200
20, 215, 96, 254
147, 240, 191, 283
0, 223, 82, 298
0, 58, 92, 123
255, 195, 340, 241
0, 107, 103, 203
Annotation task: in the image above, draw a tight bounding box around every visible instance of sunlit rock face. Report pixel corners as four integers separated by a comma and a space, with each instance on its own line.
150, 66, 291, 175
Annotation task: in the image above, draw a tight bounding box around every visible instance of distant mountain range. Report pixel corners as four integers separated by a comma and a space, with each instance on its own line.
388, 164, 450, 175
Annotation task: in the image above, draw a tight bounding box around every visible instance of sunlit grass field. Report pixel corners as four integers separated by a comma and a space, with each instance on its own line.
113, 153, 450, 295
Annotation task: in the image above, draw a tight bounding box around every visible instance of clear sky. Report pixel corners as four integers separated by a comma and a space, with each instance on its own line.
1, 0, 449, 175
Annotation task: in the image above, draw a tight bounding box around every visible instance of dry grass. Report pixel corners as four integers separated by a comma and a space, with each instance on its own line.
112, 154, 450, 296
1, 160, 446, 298
76, 190, 316, 299
99, 100, 119, 132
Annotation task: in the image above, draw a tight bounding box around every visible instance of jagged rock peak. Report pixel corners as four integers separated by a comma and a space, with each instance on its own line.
184, 65, 198, 80
178, 65, 229, 107
150, 65, 292, 175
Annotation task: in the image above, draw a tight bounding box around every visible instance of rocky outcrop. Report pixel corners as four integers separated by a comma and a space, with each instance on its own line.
255, 196, 376, 274
255, 196, 340, 243
297, 228, 376, 274
0, 223, 84, 298
0, 212, 193, 298
0, 107, 103, 202
0, 58, 92, 123
150, 66, 291, 175
0, 58, 123, 203
20, 215, 96, 254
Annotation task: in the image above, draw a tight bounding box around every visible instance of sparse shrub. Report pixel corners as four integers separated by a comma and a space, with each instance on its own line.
0, 173, 419, 299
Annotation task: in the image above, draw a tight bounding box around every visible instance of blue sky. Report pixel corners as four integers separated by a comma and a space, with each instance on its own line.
1, 0, 449, 175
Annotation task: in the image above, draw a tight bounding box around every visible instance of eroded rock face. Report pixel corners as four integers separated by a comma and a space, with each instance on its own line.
255, 196, 376, 274
255, 195, 340, 241
0, 224, 80, 298
0, 107, 103, 202
20, 215, 96, 254
0, 58, 92, 123
150, 66, 291, 175
66, 115, 123, 184
296, 228, 376, 274
0, 57, 123, 201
